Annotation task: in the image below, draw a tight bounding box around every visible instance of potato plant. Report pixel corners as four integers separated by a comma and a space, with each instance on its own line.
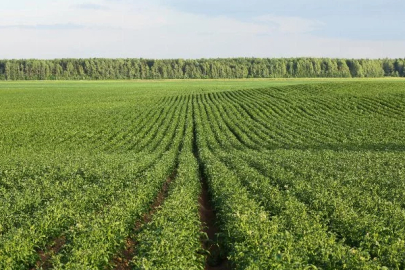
0, 80, 404, 269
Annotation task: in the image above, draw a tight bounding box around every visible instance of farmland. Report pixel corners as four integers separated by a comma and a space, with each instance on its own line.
1, 79, 405, 269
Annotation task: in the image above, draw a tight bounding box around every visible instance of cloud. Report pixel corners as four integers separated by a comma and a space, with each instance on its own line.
1, 22, 404, 60
74, 3, 109, 10
0, 0, 404, 59
254, 15, 325, 34
0, 23, 85, 30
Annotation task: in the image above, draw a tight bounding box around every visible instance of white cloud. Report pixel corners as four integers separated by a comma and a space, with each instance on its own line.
74, 3, 109, 10
0, 23, 85, 30
254, 15, 325, 34
0, 0, 404, 59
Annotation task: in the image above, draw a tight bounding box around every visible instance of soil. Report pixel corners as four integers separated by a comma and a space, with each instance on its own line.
198, 175, 230, 270
33, 236, 66, 270
113, 169, 176, 270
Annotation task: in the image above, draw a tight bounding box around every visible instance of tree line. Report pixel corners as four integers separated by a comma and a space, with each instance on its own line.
0, 58, 404, 80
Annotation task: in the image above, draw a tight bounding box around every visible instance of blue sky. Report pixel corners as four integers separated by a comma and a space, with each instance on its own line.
1, 0, 404, 59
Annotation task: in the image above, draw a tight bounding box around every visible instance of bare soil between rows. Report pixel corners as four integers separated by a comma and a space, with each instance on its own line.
198, 175, 230, 270
113, 169, 177, 270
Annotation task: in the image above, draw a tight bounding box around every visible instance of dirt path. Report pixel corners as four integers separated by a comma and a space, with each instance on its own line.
198, 174, 230, 270
192, 102, 230, 270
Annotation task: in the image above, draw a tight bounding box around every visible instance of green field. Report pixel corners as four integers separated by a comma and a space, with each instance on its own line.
1, 79, 405, 269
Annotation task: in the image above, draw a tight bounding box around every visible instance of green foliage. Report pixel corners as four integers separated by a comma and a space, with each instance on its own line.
1, 58, 404, 80
191, 81, 405, 269
0, 80, 405, 269
133, 100, 205, 269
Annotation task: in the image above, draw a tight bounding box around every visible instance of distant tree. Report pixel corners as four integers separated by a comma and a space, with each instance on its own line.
383, 59, 395, 76
5, 61, 13, 80
1, 57, 405, 80
347, 60, 364, 78
338, 60, 351, 77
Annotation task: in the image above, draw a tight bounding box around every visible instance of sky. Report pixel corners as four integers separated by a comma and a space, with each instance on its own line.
0, 0, 404, 59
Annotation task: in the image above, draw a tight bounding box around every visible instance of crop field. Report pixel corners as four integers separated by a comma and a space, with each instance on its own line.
1, 79, 405, 269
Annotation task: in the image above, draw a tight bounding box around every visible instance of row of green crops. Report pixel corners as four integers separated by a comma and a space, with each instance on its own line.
0, 80, 405, 269
0, 94, 189, 269
191, 82, 405, 269
133, 98, 205, 269
194, 93, 379, 269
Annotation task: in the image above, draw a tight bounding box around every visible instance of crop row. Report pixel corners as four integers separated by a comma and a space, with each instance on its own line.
1, 82, 404, 269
